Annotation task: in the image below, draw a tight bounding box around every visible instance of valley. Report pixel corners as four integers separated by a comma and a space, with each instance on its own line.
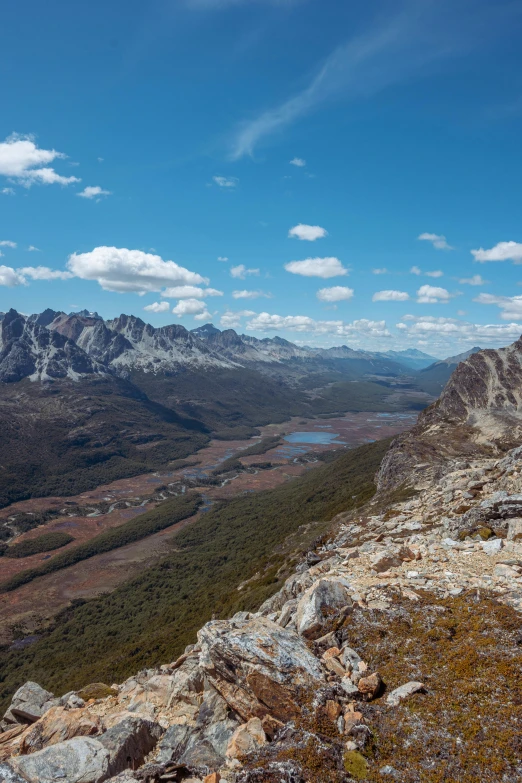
0, 410, 416, 644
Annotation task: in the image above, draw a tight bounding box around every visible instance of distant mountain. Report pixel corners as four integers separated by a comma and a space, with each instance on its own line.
377, 348, 437, 371
70, 309, 103, 320
416, 346, 482, 395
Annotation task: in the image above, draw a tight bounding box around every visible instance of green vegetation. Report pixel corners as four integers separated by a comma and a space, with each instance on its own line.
0, 438, 390, 708
3, 532, 74, 559
0, 493, 201, 592
0, 377, 208, 509
212, 435, 282, 474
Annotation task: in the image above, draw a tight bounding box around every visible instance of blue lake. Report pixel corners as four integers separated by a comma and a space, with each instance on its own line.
284, 431, 346, 445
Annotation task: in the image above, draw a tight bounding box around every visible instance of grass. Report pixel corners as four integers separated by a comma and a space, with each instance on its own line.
0, 438, 390, 710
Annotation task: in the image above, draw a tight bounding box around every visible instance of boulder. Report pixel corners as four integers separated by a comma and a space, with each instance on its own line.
370, 551, 402, 573
481, 539, 503, 555
198, 616, 323, 722
295, 578, 353, 638
20, 707, 102, 755
10, 737, 110, 783
0, 762, 28, 783
225, 718, 266, 759
357, 673, 383, 701
3, 683, 55, 726
386, 682, 425, 707
507, 519, 522, 541
98, 717, 164, 778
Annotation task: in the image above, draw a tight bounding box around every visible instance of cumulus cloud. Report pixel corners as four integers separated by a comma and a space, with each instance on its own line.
19, 266, 74, 281
471, 241, 522, 263
161, 285, 223, 299
0, 266, 25, 286
372, 290, 410, 302
213, 175, 239, 188
0, 240, 16, 248
217, 256, 229, 262
425, 270, 443, 278
474, 292, 522, 321
459, 274, 487, 286
285, 257, 347, 278
67, 247, 208, 294
317, 286, 354, 302
397, 314, 522, 343
77, 186, 112, 200
372, 268, 388, 275
416, 284, 452, 304
0, 133, 80, 187
144, 301, 170, 313
418, 232, 453, 250
220, 309, 256, 329
410, 266, 422, 275
172, 298, 208, 317
194, 310, 212, 321
232, 290, 272, 299
246, 311, 390, 338
230, 264, 260, 280
288, 224, 327, 241
290, 157, 306, 167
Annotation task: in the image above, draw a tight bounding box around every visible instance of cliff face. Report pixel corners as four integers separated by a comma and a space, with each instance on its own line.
378, 337, 522, 493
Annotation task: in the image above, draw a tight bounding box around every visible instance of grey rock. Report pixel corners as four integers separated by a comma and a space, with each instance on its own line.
98, 717, 164, 778
0, 763, 28, 783
3, 682, 54, 725
386, 681, 425, 707
10, 737, 110, 783
295, 577, 353, 638
481, 538, 503, 555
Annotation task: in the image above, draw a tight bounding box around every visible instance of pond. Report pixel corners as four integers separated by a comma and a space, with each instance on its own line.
284, 431, 346, 445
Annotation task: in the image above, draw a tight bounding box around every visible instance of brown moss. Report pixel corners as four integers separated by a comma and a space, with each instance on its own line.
77, 682, 117, 701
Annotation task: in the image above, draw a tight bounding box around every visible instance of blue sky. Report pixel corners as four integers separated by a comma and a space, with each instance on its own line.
2, 0, 522, 357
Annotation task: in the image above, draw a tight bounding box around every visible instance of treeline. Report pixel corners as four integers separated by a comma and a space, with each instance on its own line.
1, 532, 74, 559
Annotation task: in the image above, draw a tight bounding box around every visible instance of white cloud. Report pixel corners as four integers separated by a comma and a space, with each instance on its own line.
172, 298, 208, 317
459, 274, 486, 286
220, 309, 256, 329
77, 186, 112, 200
285, 257, 347, 278
425, 270, 443, 278
213, 175, 239, 188
416, 284, 452, 303
232, 290, 272, 299
397, 314, 522, 343
194, 309, 212, 322
1, 187, 15, 195
471, 241, 522, 263
67, 247, 208, 294
18, 266, 74, 281
317, 286, 354, 302
290, 157, 306, 167
246, 311, 390, 338
161, 285, 223, 299
474, 292, 522, 321
217, 256, 229, 262
372, 290, 410, 302
410, 265, 422, 275
288, 224, 327, 241
144, 301, 170, 313
230, 264, 260, 280
0, 133, 80, 187
418, 232, 453, 250
0, 265, 25, 287
0, 240, 16, 248
28, 245, 40, 252
372, 267, 388, 275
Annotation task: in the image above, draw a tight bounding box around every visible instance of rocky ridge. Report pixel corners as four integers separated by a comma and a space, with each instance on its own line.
1, 434, 522, 781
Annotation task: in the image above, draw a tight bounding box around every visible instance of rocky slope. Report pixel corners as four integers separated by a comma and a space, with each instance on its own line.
1, 424, 522, 780
379, 337, 522, 493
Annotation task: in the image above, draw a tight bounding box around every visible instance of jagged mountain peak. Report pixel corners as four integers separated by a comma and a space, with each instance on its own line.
191, 323, 221, 338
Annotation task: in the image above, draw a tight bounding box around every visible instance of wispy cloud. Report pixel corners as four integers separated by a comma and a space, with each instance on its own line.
418, 232, 453, 250
230, 1, 481, 159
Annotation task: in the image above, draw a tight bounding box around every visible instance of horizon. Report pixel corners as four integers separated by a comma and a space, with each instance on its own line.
2, 0, 522, 356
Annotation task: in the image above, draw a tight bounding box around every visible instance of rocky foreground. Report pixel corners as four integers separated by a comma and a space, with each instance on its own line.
1, 436, 522, 782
